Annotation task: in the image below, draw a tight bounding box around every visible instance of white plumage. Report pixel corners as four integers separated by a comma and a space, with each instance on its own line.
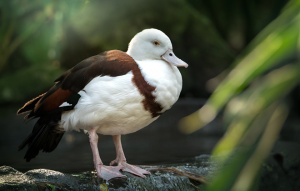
137, 59, 183, 111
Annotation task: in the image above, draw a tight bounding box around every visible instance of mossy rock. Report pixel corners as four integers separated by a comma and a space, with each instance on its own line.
0, 156, 212, 191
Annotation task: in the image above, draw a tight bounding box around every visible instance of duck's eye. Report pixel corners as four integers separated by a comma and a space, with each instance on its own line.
153, 40, 160, 46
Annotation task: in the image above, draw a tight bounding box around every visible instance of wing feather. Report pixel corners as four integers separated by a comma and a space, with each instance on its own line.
17, 50, 136, 119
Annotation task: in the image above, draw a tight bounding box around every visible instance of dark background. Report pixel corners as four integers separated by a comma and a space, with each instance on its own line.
1, 0, 297, 175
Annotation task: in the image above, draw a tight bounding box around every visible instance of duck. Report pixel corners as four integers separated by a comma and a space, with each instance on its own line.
17, 28, 188, 180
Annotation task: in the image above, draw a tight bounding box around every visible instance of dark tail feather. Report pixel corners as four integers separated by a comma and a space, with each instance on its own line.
17, 93, 46, 116
19, 113, 65, 162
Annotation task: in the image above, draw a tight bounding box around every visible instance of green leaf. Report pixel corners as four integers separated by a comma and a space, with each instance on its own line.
179, 0, 300, 133
100, 183, 108, 191
213, 64, 300, 157
205, 103, 289, 191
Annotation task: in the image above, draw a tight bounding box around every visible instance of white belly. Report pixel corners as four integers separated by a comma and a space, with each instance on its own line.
60, 72, 157, 135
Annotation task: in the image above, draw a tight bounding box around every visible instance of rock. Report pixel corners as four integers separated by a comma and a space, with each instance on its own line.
3, 148, 299, 191
25, 169, 80, 191
0, 155, 212, 191
0, 166, 38, 191
259, 141, 300, 191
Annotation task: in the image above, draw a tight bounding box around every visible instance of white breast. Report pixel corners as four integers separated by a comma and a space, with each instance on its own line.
137, 60, 182, 112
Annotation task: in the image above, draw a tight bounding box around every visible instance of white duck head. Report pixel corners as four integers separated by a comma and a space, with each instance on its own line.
127, 29, 188, 68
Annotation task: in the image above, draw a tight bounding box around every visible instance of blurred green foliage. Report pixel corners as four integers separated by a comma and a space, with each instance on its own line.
0, 0, 288, 104
0, 0, 72, 103
180, 0, 299, 190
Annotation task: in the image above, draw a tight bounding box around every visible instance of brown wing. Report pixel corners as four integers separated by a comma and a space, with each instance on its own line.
17, 50, 137, 119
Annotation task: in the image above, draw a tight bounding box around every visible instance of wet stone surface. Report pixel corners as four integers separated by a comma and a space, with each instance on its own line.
1, 143, 300, 191
0, 166, 38, 191
0, 155, 213, 191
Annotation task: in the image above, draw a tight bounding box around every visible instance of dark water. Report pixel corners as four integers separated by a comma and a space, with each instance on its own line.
0, 98, 223, 173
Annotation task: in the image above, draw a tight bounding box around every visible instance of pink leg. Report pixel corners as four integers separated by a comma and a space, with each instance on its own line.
110, 135, 150, 178
89, 129, 125, 180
